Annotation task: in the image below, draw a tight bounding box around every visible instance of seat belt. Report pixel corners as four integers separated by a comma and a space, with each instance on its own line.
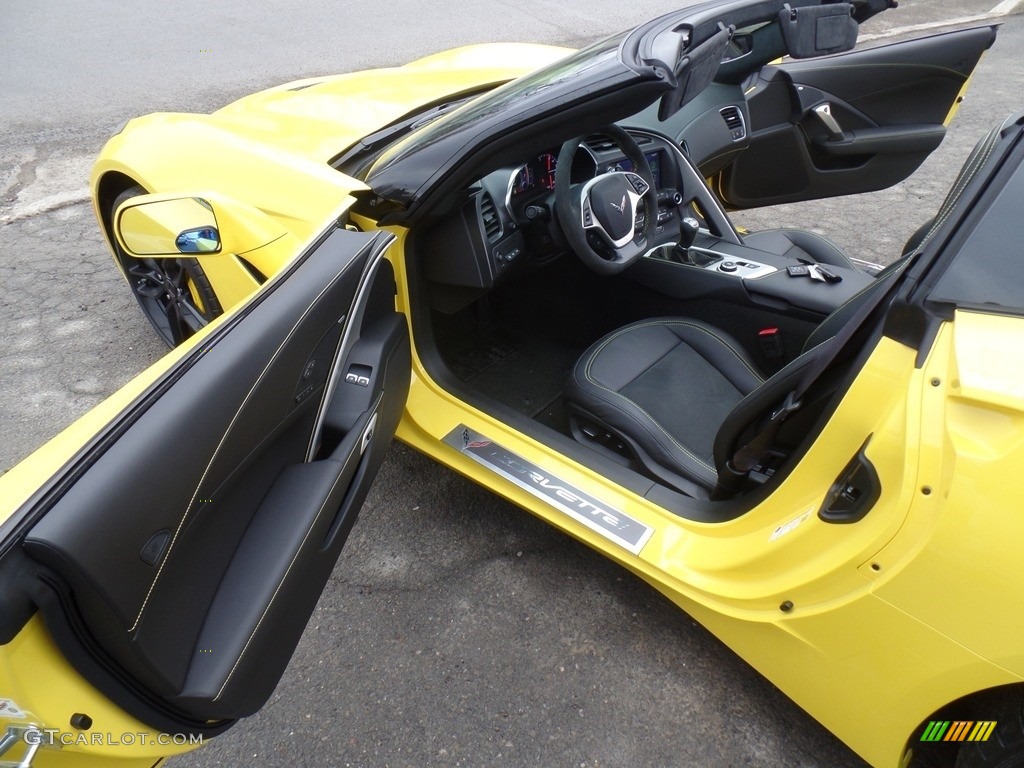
716, 256, 913, 497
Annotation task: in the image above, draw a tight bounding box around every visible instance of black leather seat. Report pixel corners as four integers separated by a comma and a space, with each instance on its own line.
566, 121, 1007, 498
567, 319, 765, 492
565, 281, 894, 498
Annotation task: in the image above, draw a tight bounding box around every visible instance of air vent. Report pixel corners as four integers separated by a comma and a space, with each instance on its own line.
720, 106, 746, 142
585, 135, 618, 153
584, 134, 651, 153
480, 192, 501, 241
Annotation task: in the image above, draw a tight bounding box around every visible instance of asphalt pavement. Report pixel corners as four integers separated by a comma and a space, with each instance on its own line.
2, 2, 1023, 766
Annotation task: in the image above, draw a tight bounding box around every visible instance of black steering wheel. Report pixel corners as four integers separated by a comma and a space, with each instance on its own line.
554, 125, 658, 275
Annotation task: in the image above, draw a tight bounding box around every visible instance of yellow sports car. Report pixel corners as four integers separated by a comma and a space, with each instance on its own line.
2, 1, 1022, 766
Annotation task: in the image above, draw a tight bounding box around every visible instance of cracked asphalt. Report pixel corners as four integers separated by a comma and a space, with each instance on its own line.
2, 2, 1023, 767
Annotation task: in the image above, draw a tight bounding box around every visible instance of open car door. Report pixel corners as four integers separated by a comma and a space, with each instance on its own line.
0, 207, 409, 765
715, 25, 998, 208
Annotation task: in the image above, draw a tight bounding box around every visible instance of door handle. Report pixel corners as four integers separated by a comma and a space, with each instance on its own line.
811, 103, 845, 141
359, 411, 378, 456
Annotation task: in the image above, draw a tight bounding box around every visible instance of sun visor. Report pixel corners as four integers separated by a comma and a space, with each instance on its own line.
658, 24, 732, 122
778, 2, 858, 59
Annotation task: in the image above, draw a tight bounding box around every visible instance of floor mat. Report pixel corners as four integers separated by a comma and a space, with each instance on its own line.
533, 395, 570, 434
445, 326, 524, 381
449, 331, 580, 420
434, 257, 654, 427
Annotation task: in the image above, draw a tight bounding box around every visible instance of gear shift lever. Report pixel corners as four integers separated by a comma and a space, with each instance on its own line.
673, 215, 700, 261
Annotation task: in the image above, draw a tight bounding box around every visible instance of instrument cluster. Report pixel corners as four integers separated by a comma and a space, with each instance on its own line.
509, 151, 561, 196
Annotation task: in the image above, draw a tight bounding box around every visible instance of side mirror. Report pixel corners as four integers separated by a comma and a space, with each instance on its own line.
116, 197, 222, 256
113, 192, 291, 260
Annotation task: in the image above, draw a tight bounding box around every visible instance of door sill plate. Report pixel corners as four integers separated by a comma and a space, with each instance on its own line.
444, 426, 653, 555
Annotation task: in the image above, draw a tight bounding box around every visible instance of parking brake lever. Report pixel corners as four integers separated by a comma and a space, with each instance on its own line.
812, 103, 845, 141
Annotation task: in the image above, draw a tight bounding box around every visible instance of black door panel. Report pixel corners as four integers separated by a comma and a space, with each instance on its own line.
21, 226, 409, 732
178, 453, 356, 712
810, 124, 947, 157
780, 25, 998, 124
717, 25, 997, 208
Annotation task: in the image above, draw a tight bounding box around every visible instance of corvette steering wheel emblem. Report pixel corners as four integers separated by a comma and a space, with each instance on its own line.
610, 194, 626, 214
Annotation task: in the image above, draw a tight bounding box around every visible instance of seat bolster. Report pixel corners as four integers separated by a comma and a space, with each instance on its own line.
711, 346, 819, 474
568, 370, 722, 489
585, 322, 683, 392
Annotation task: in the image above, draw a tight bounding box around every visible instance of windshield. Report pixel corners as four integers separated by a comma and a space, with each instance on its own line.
368, 35, 622, 179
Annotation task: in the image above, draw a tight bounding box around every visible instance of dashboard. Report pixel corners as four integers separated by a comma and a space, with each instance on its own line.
605, 151, 664, 189
415, 78, 759, 307
416, 83, 875, 326
421, 131, 690, 300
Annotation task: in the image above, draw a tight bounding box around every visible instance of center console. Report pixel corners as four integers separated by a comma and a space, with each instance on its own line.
663, 242, 777, 279
633, 231, 875, 318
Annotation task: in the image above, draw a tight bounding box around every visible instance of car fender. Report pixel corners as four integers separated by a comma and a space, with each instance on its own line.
92, 114, 363, 250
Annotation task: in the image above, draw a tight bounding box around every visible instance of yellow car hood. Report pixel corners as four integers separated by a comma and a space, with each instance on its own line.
209, 43, 573, 165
